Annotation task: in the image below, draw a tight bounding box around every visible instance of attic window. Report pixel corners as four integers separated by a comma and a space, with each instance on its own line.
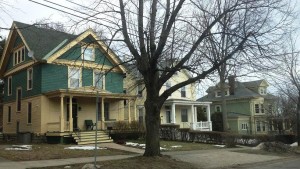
13, 46, 25, 65
215, 90, 229, 97
81, 46, 95, 61
260, 88, 267, 95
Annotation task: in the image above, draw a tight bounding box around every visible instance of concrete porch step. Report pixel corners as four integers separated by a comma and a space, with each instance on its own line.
71, 130, 113, 145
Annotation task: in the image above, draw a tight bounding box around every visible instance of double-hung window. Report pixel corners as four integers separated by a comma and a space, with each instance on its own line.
13, 46, 25, 65
69, 67, 81, 88
27, 68, 33, 90
94, 71, 104, 89
181, 86, 186, 97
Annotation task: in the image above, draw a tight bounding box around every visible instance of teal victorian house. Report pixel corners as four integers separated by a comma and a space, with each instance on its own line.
0, 21, 136, 143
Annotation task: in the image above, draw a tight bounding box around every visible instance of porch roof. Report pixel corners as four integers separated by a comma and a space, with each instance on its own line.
164, 98, 211, 106
44, 86, 137, 100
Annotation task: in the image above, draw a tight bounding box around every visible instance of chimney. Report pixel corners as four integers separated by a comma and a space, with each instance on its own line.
228, 75, 235, 95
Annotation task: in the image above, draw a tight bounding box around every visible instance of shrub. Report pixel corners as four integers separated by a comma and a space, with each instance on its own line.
114, 121, 129, 131
275, 135, 296, 144
224, 133, 237, 148
263, 142, 291, 152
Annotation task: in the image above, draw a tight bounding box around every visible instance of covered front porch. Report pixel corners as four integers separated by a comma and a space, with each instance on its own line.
162, 99, 212, 131
44, 87, 137, 134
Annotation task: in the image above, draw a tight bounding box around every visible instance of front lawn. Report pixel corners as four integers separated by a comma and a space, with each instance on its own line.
30, 155, 198, 169
0, 144, 134, 161
126, 140, 220, 151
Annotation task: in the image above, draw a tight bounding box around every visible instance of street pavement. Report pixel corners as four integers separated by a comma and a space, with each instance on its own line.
236, 157, 300, 169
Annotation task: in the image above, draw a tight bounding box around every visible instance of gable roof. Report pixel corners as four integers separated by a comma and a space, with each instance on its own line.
0, 21, 125, 76
198, 79, 276, 102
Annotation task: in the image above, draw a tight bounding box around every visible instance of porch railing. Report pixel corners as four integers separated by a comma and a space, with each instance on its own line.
190, 121, 212, 131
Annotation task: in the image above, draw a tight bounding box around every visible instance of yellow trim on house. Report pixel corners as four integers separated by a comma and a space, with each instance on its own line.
46, 29, 125, 73
53, 59, 122, 73
4, 60, 35, 77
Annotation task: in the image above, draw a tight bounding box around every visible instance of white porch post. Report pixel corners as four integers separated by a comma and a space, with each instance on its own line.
69, 95, 73, 132
191, 105, 195, 130
171, 103, 176, 124
128, 99, 131, 122
60, 95, 64, 132
207, 104, 211, 131
133, 99, 137, 121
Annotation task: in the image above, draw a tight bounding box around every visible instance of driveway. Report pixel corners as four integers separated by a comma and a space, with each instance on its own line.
163, 148, 287, 169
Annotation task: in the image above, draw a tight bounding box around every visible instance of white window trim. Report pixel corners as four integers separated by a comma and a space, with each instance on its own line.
81, 45, 95, 61
241, 123, 248, 130
93, 70, 105, 89
27, 67, 33, 90
68, 67, 82, 88
8, 76, 12, 96
13, 46, 25, 66
215, 90, 229, 97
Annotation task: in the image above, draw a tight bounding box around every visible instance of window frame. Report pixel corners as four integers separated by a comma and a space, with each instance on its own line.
27, 102, 32, 124
215, 105, 221, 112
8, 76, 12, 96
13, 46, 25, 66
181, 108, 188, 122
27, 68, 33, 90
81, 45, 95, 61
16, 87, 22, 112
181, 86, 186, 97
241, 123, 248, 130
256, 121, 261, 132
255, 104, 260, 113
68, 67, 81, 88
93, 70, 105, 89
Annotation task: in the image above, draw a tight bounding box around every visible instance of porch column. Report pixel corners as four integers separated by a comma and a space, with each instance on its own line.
191, 105, 195, 130
69, 95, 73, 132
171, 103, 176, 124
128, 99, 131, 122
207, 104, 211, 131
60, 95, 64, 132
101, 97, 105, 130
133, 99, 137, 121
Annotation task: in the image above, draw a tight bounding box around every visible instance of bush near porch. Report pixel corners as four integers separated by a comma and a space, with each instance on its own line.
159, 124, 296, 147
109, 121, 145, 143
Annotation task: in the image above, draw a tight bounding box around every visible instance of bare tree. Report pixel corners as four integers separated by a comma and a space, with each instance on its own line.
31, 0, 294, 156
271, 34, 300, 145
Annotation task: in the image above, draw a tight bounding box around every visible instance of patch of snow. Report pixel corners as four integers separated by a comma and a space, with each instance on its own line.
125, 142, 139, 147
290, 142, 298, 147
171, 145, 182, 148
252, 143, 264, 150
5, 145, 32, 151
160, 147, 167, 150
214, 145, 225, 148
139, 144, 146, 147
64, 146, 107, 150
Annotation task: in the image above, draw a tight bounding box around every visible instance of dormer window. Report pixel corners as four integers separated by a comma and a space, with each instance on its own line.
260, 88, 267, 95
215, 90, 229, 97
81, 46, 95, 61
13, 46, 25, 65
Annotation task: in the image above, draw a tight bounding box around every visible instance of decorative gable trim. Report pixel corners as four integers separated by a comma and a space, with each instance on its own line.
46, 29, 125, 73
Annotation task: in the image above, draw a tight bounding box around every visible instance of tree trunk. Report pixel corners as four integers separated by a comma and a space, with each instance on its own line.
143, 97, 161, 156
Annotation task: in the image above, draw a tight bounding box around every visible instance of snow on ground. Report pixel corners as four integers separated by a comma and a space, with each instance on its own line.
171, 145, 182, 148
290, 142, 298, 147
5, 145, 32, 151
214, 145, 226, 148
126, 142, 184, 151
64, 146, 107, 150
